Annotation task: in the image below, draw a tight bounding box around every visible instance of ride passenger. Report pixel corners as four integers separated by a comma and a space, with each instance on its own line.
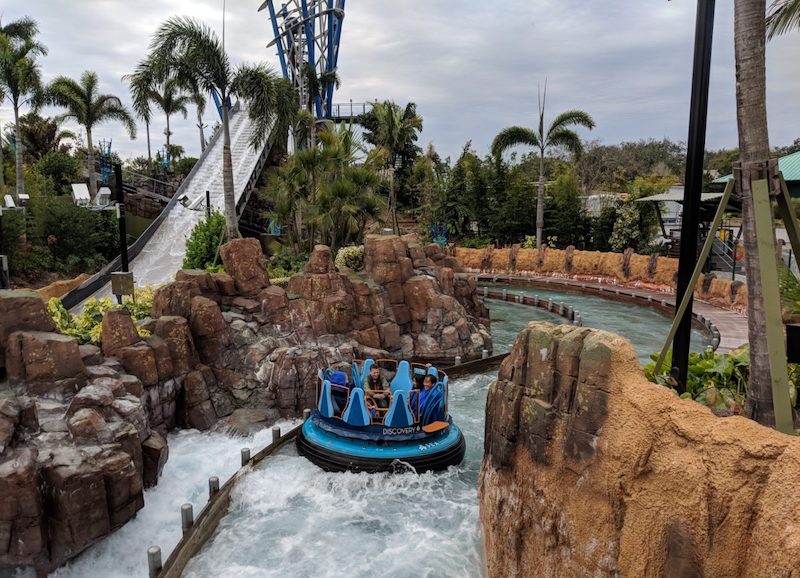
411, 374, 443, 424
413, 363, 432, 390
365, 365, 390, 411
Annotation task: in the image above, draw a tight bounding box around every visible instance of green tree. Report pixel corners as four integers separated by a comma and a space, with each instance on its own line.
47, 71, 136, 199
145, 16, 298, 240
150, 77, 190, 171
33, 150, 81, 195
360, 101, 423, 234
766, 0, 800, 38
0, 32, 47, 200
16, 113, 75, 162
491, 87, 595, 254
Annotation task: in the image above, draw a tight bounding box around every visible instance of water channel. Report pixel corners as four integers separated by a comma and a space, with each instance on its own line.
51, 286, 710, 578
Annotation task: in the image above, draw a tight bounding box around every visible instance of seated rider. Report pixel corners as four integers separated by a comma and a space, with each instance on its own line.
365, 365, 390, 411
411, 374, 443, 424
413, 363, 433, 390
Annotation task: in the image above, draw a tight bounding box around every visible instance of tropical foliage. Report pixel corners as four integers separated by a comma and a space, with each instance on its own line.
767, 0, 800, 38
263, 122, 385, 253
47, 287, 154, 346
334, 245, 364, 271
182, 210, 226, 271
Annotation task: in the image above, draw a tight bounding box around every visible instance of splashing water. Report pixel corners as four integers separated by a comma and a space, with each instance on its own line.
183, 373, 494, 578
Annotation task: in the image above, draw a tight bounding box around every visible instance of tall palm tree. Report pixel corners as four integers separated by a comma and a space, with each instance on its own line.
123, 62, 155, 168
0, 34, 47, 200
150, 76, 190, 171
492, 87, 595, 254
734, 0, 783, 427
47, 71, 136, 199
0, 15, 40, 193
145, 16, 297, 240
767, 0, 800, 38
362, 101, 423, 234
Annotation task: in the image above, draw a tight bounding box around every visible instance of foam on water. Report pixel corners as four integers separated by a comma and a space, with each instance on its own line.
183, 373, 494, 578
49, 426, 289, 578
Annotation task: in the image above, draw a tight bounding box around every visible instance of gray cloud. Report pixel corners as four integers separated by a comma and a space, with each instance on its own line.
2, 0, 798, 162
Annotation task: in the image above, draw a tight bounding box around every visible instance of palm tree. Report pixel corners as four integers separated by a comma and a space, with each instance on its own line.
16, 113, 75, 161
123, 62, 155, 168
361, 101, 423, 234
0, 34, 47, 200
492, 87, 595, 254
0, 15, 40, 193
145, 16, 297, 241
47, 71, 137, 199
150, 77, 190, 172
767, 0, 800, 38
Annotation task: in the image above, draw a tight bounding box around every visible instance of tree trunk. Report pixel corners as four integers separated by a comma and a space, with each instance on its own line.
146, 120, 152, 167
13, 104, 24, 202
735, 0, 776, 426
536, 149, 546, 259
389, 166, 400, 235
221, 102, 239, 240
87, 126, 97, 200
165, 114, 171, 172
197, 108, 206, 153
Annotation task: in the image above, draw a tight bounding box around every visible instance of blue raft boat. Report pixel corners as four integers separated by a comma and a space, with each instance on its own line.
297, 359, 466, 473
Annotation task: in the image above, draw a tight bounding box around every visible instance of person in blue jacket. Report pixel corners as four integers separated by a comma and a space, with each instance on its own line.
412, 374, 444, 425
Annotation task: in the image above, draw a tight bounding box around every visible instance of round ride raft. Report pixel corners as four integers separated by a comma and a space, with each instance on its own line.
297, 359, 466, 473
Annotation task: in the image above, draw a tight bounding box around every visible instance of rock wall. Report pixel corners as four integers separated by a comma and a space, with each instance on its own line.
457, 246, 748, 312
479, 322, 800, 578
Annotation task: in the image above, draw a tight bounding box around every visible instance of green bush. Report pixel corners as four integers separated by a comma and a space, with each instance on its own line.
48, 285, 155, 346
0, 209, 26, 264
270, 276, 290, 288
334, 245, 364, 271
459, 236, 492, 249
644, 346, 800, 414
267, 251, 306, 278
522, 235, 536, 249
183, 211, 226, 270
34, 151, 81, 196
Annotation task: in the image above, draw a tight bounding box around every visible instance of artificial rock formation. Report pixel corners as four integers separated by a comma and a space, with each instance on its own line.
479, 322, 800, 578
457, 246, 748, 313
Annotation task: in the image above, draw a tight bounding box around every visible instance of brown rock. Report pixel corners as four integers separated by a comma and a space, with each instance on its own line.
115, 343, 159, 387
0, 290, 56, 370
480, 322, 800, 578
186, 401, 216, 431
67, 408, 109, 441
354, 327, 381, 350
219, 238, 270, 296
151, 281, 201, 319
100, 309, 141, 356
79, 344, 104, 366
259, 285, 289, 313
144, 335, 174, 380
6, 331, 84, 384
211, 272, 237, 296
225, 408, 281, 436
154, 316, 197, 375
141, 431, 169, 488
184, 370, 211, 405
0, 399, 19, 452
0, 448, 46, 567
190, 296, 226, 337
175, 269, 217, 296
305, 245, 337, 273
231, 296, 261, 313
378, 322, 401, 351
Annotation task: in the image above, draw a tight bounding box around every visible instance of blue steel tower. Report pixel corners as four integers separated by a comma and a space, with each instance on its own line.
259, 0, 346, 120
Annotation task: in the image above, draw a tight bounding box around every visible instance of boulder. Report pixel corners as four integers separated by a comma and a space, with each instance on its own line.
151, 281, 201, 319
5, 331, 84, 385
219, 238, 270, 296
189, 296, 226, 337
305, 245, 337, 273
67, 408, 109, 441
144, 335, 174, 381
175, 269, 217, 296
100, 309, 141, 356
154, 316, 198, 375
211, 272, 237, 296
0, 448, 46, 567
0, 290, 56, 370
226, 408, 281, 436
0, 399, 19, 453
259, 286, 289, 313
141, 431, 169, 488
114, 342, 159, 387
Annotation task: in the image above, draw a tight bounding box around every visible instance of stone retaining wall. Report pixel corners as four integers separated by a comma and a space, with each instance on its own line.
457, 246, 748, 313
479, 322, 800, 578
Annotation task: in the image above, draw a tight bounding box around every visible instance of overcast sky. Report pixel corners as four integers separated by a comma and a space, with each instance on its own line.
3, 1, 799, 162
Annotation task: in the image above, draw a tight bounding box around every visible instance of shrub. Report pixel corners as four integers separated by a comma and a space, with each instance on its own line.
47, 286, 155, 346
33, 151, 81, 196
609, 204, 643, 252
459, 236, 492, 249
522, 235, 537, 249
270, 276, 290, 288
267, 251, 306, 278
183, 211, 226, 270
334, 245, 364, 271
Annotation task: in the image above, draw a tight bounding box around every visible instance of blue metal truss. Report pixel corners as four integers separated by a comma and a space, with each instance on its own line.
259, 0, 345, 120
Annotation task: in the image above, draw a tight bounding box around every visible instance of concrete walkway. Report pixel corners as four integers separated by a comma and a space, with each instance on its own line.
476, 274, 748, 353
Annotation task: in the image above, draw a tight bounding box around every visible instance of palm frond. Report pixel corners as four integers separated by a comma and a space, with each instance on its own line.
491, 126, 540, 158
546, 127, 585, 157
767, 0, 800, 39
0, 16, 40, 42
547, 109, 596, 136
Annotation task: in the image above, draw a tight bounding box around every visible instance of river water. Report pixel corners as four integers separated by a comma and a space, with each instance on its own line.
48, 287, 706, 578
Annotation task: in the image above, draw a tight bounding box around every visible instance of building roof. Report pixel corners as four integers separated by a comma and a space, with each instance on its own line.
635, 191, 723, 203
713, 150, 800, 184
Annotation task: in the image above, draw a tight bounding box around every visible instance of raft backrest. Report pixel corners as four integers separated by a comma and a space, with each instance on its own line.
343, 387, 371, 427
390, 360, 413, 393
420, 384, 446, 425
427, 366, 438, 379
354, 358, 375, 388
384, 389, 414, 428
318, 380, 335, 418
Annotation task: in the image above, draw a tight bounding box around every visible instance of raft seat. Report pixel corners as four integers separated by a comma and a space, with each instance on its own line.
343, 387, 371, 427
318, 380, 335, 418
384, 389, 414, 428
390, 360, 413, 393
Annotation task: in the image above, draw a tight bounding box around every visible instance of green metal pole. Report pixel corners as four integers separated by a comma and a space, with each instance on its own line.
753, 176, 794, 434
654, 180, 734, 375
777, 177, 800, 264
